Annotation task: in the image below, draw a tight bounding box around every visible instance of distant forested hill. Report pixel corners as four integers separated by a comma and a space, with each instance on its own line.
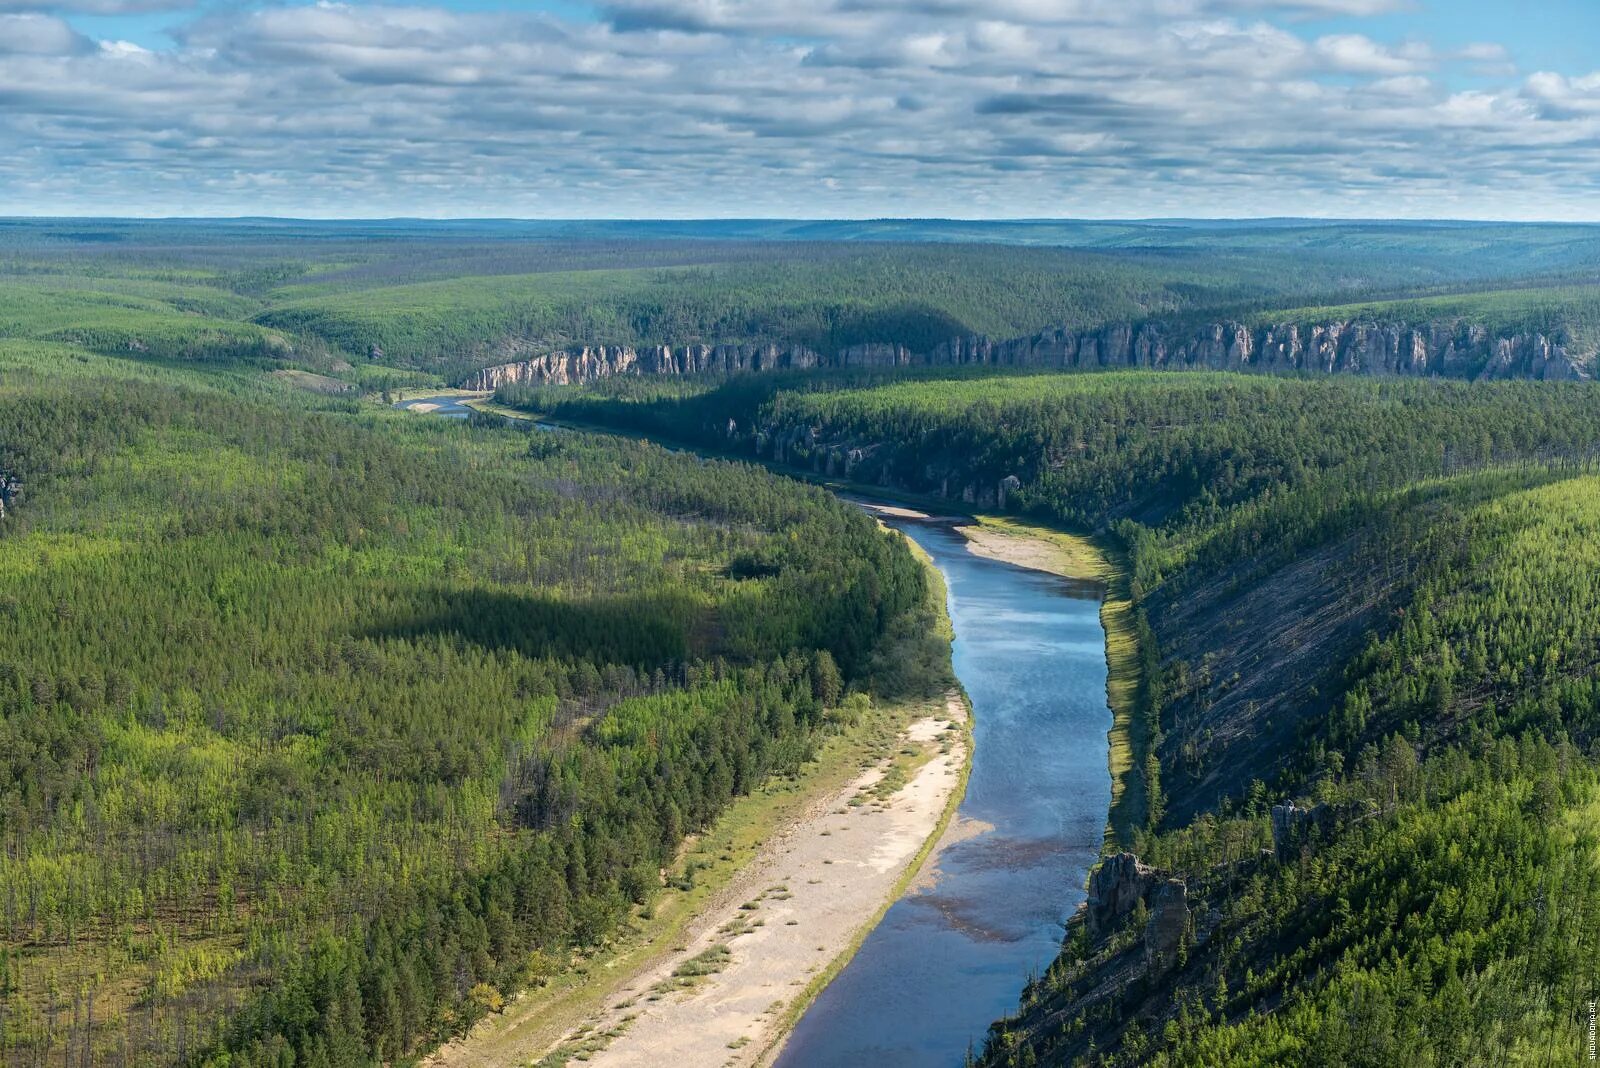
7, 218, 1600, 1064
5, 218, 1600, 386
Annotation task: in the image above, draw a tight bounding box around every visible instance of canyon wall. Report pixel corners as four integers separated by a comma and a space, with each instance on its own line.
459, 342, 820, 390
457, 317, 1593, 389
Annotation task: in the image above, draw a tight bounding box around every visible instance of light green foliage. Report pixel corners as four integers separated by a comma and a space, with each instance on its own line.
9, 218, 1600, 1067
0, 281, 290, 362
543, 365, 1600, 1067
0, 363, 924, 1063
1011, 478, 1600, 1067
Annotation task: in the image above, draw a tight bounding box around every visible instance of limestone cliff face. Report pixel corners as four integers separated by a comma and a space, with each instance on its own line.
1144, 879, 1190, 975
1085, 852, 1159, 937
457, 317, 1591, 389
459, 342, 820, 390
926, 318, 1588, 381
1082, 852, 1190, 974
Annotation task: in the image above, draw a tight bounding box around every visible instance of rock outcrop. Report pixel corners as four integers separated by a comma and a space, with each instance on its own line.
459, 342, 821, 390
1143, 879, 1190, 974
456, 316, 1592, 390
1270, 801, 1336, 859
923, 319, 1589, 381
1085, 853, 1192, 974
1085, 852, 1159, 938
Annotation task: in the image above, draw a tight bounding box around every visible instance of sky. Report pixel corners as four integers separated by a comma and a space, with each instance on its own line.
1, 0, 1599, 219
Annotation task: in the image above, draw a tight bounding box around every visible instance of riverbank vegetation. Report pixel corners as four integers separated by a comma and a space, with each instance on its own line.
522, 366, 1600, 1065
0, 346, 929, 1064
10, 219, 1600, 1066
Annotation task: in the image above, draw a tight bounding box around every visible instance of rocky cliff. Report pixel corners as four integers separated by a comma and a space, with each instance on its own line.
1081, 853, 1191, 974
923, 317, 1590, 381
458, 316, 1593, 389
458, 342, 821, 390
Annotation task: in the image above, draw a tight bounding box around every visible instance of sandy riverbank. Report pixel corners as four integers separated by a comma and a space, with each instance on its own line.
431, 693, 969, 1068
428, 498, 1120, 1068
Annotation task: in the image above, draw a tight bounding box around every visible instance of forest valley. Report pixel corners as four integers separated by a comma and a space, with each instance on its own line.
4, 218, 1600, 1065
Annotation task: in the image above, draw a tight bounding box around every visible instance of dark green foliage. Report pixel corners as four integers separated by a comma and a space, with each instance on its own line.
9, 217, 1600, 386
536, 366, 1600, 1066
984, 474, 1600, 1067
11, 218, 1600, 1067
0, 372, 923, 1064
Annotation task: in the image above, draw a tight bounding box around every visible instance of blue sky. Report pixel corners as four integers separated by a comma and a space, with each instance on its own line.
3, 0, 1599, 218
1311, 0, 1597, 73
61, 1, 1600, 71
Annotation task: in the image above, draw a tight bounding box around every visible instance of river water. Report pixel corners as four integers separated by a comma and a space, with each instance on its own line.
395, 399, 1113, 1064
774, 517, 1112, 1067
394, 394, 477, 418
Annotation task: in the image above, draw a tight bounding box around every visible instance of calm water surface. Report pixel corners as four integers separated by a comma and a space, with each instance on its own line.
393, 399, 1110, 1061
394, 394, 475, 418
394, 396, 562, 431
775, 517, 1112, 1067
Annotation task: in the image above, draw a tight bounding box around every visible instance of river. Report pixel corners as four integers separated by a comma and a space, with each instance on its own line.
394, 394, 477, 418
774, 516, 1112, 1067
395, 399, 1114, 1065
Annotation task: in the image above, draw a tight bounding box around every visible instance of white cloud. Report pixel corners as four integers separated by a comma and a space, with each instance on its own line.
0, 0, 1594, 218
1366, 75, 1431, 97
1314, 33, 1429, 75
0, 12, 90, 54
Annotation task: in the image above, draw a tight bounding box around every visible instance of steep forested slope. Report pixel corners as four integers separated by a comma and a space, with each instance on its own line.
9, 221, 1600, 1066
0, 352, 925, 1065
985, 474, 1600, 1067
525, 369, 1600, 1065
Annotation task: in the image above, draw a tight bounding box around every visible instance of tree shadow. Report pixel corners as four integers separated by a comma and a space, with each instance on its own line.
366, 585, 696, 667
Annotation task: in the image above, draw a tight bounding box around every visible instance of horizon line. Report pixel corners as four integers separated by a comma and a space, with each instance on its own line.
5, 214, 1600, 227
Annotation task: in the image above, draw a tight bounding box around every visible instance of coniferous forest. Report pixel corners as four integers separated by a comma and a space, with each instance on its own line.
0, 280, 925, 1062
4, 218, 1600, 1065
529, 365, 1600, 1066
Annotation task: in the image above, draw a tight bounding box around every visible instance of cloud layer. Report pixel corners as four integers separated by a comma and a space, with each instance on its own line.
1, 0, 1597, 217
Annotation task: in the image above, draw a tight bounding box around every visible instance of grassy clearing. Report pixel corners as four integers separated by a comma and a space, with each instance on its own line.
1097, 552, 1145, 849
269, 368, 355, 394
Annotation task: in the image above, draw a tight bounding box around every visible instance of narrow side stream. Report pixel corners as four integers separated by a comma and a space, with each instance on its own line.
774, 517, 1112, 1067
